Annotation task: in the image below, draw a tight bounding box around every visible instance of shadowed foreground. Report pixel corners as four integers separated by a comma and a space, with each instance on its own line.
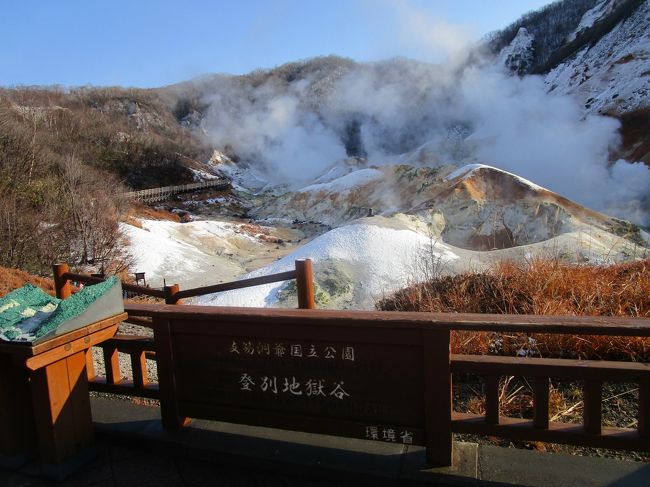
3, 397, 648, 487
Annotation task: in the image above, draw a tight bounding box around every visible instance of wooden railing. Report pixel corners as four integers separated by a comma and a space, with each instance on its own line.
115, 306, 649, 466
451, 354, 649, 450
87, 334, 159, 399
51, 262, 649, 464
52, 259, 316, 400
125, 179, 231, 203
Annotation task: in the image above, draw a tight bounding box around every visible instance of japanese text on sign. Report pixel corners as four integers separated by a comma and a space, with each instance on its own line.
239, 373, 350, 400
229, 340, 355, 361
365, 426, 413, 444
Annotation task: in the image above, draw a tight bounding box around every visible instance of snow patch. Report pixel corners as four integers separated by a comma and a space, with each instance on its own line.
546, 1, 650, 115
194, 223, 460, 309
445, 164, 548, 192
566, 0, 619, 43
190, 168, 219, 181
499, 27, 535, 75
299, 168, 384, 193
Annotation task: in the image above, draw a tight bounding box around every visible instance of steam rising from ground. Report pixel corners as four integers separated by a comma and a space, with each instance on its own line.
202, 59, 649, 225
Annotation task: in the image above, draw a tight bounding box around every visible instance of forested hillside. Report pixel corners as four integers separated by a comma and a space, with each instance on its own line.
1, 0, 648, 277
0, 86, 209, 273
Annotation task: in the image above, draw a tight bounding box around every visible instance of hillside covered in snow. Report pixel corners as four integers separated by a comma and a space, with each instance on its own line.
2, 0, 648, 309
117, 0, 650, 310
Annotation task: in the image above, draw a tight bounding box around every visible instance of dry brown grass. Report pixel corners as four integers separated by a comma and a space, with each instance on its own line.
125, 203, 181, 223
378, 259, 650, 361
0, 266, 55, 297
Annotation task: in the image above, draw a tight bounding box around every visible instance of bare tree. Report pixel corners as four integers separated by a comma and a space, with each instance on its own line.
58, 155, 132, 273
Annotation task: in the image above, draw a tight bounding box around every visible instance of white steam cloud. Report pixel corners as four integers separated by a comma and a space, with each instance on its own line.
201, 59, 649, 225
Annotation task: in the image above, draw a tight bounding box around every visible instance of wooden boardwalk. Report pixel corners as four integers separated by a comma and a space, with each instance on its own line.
126, 179, 230, 203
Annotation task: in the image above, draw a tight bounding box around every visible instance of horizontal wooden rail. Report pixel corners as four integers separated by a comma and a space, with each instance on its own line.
128, 304, 649, 465
51, 262, 648, 461
100, 335, 155, 352
451, 354, 650, 381
63, 272, 166, 299
122, 283, 166, 298
174, 270, 297, 300
123, 316, 154, 328
125, 179, 230, 203
450, 353, 649, 452
121, 304, 650, 336
55, 259, 314, 305
88, 334, 159, 399
56, 260, 315, 402
451, 413, 649, 451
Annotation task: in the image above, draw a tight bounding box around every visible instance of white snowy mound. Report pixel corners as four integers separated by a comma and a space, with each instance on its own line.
193, 222, 460, 309
122, 219, 295, 288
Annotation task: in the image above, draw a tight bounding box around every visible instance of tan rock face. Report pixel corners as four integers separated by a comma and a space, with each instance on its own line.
254, 163, 627, 252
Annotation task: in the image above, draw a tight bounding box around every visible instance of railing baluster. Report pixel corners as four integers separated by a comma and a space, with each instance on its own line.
533, 377, 550, 430
485, 375, 500, 424
583, 380, 602, 435
52, 263, 72, 299
639, 381, 649, 438
130, 351, 148, 389
103, 346, 121, 385
423, 329, 453, 466
295, 259, 316, 309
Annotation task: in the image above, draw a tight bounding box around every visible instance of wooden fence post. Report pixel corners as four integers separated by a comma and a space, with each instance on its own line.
164, 284, 181, 305
583, 380, 602, 435
295, 259, 316, 309
485, 375, 500, 425
52, 263, 72, 299
423, 329, 453, 466
152, 317, 189, 429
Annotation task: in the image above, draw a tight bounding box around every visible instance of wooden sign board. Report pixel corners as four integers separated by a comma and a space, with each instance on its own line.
165, 319, 427, 446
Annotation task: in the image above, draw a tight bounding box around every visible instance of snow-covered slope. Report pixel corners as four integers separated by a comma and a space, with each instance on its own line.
122, 218, 302, 288
119, 0, 650, 311
566, 0, 623, 43
174, 162, 647, 310
190, 211, 646, 310
257, 162, 635, 251
544, 0, 650, 115
194, 221, 460, 309
499, 27, 536, 75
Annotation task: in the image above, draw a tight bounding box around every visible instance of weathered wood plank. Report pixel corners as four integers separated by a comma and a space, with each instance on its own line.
101, 335, 154, 351
65, 352, 94, 453
153, 317, 188, 428
451, 354, 650, 381
131, 351, 148, 388
452, 413, 649, 451
24, 323, 120, 370
174, 271, 297, 300
102, 345, 120, 385
62, 273, 166, 298
28, 313, 126, 356
124, 304, 650, 336
0, 355, 36, 456
423, 329, 452, 466
533, 377, 550, 430
30, 359, 77, 463
583, 380, 603, 435
485, 375, 500, 425
180, 401, 425, 446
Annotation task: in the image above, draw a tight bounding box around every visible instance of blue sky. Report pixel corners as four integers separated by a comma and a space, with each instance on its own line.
1, 0, 552, 88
